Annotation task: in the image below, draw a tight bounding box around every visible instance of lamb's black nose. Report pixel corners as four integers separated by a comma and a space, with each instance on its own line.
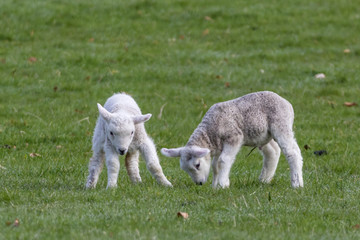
118, 149, 126, 155
199, 182, 203, 185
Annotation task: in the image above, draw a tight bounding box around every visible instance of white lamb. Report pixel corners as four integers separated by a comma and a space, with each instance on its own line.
161, 91, 303, 188
86, 93, 172, 189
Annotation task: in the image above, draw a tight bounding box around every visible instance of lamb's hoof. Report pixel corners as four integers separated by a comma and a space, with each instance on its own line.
214, 180, 230, 189
291, 174, 304, 188
291, 181, 304, 188
259, 176, 273, 184
86, 181, 96, 189
130, 177, 142, 184
160, 179, 173, 187
106, 183, 118, 189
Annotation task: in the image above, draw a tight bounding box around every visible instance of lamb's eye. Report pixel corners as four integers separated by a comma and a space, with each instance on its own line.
131, 131, 134, 135
195, 163, 200, 170
110, 131, 114, 136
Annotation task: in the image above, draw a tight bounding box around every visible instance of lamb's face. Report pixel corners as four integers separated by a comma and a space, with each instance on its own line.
180, 150, 211, 185
97, 103, 152, 155
161, 146, 211, 185
106, 115, 135, 155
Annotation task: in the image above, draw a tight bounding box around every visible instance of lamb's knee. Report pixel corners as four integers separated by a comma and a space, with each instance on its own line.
147, 162, 162, 175
283, 148, 302, 162
106, 159, 120, 175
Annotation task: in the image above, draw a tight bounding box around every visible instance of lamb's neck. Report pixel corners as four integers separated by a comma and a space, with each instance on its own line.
186, 126, 213, 151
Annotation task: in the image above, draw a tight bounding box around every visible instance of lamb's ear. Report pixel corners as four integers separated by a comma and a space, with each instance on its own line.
191, 147, 210, 158
161, 148, 183, 158
97, 103, 113, 122
133, 113, 152, 124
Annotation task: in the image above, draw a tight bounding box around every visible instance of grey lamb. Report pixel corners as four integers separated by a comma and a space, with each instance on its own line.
161, 91, 303, 188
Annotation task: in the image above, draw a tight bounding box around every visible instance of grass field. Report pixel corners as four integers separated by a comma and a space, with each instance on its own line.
1, 0, 360, 239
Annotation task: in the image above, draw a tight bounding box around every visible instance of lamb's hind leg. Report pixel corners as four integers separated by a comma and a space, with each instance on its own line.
125, 151, 142, 183
259, 139, 281, 184
86, 150, 105, 189
139, 137, 172, 187
274, 132, 303, 188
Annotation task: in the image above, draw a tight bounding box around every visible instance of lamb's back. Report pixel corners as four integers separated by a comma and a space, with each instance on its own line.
199, 91, 293, 147
232, 91, 293, 121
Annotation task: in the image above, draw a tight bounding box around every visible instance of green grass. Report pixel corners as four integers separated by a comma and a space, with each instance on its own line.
1, 0, 360, 239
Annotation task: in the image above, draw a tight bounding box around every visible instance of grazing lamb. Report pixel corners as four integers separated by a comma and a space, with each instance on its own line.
86, 93, 172, 189
161, 91, 303, 188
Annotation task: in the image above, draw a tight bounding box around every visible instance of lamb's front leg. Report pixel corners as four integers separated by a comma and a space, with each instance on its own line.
105, 145, 120, 189
215, 142, 242, 189
211, 156, 220, 188
86, 150, 105, 189
139, 137, 172, 187
125, 151, 142, 183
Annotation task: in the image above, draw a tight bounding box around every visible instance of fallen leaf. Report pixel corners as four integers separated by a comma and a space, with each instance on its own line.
344, 102, 357, 107
343, 49, 350, 53
304, 144, 311, 150
0, 58, 5, 64
88, 38, 94, 42
216, 75, 223, 79
28, 57, 37, 63
6, 219, 19, 227
202, 29, 209, 36
315, 73, 326, 79
225, 82, 230, 88
53, 86, 58, 92
177, 212, 189, 219
56, 145, 62, 149
204, 16, 213, 21
30, 152, 41, 157
353, 224, 360, 229
179, 35, 185, 40
85, 76, 91, 81
12, 219, 20, 227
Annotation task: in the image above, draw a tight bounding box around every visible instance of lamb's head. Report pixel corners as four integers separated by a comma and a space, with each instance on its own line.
97, 103, 151, 155
161, 146, 211, 185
